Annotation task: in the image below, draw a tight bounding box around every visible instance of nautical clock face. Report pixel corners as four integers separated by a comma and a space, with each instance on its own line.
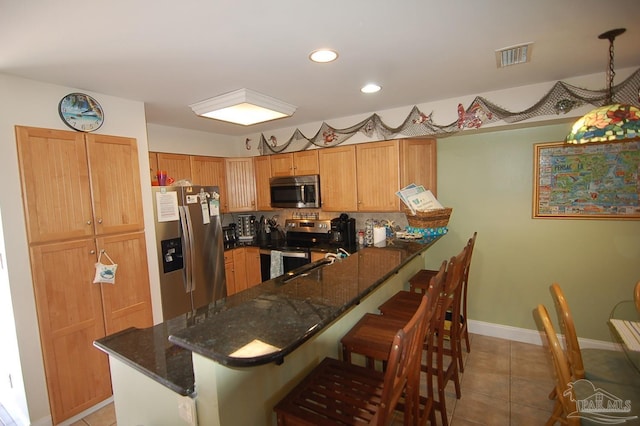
58, 93, 104, 132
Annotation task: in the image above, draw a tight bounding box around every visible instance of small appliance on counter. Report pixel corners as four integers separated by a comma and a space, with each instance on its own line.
330, 213, 357, 252
237, 214, 256, 242
222, 224, 238, 247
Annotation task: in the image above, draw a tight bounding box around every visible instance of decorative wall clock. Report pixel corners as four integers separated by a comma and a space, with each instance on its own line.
58, 93, 104, 132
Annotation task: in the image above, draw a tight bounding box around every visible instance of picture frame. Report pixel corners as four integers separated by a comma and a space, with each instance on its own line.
533, 139, 640, 219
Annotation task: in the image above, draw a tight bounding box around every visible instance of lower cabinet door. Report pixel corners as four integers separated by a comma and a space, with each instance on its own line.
96, 231, 153, 335
29, 239, 112, 424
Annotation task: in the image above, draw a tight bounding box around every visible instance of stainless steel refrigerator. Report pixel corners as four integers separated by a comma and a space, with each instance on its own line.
152, 185, 226, 320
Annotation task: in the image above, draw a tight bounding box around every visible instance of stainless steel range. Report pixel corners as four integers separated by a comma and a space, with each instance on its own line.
259, 219, 331, 281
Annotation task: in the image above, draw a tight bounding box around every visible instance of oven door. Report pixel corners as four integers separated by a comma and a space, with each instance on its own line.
260, 249, 310, 281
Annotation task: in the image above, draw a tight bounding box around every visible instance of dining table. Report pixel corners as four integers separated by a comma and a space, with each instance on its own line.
609, 298, 640, 374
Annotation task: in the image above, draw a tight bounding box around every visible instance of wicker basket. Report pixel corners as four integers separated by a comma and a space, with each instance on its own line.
403, 207, 452, 229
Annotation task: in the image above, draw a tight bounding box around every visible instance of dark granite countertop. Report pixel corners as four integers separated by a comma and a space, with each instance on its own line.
95, 236, 441, 396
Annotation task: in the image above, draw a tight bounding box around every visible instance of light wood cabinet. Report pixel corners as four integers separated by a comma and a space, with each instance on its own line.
400, 138, 437, 197
224, 251, 236, 296
149, 152, 159, 184
225, 157, 256, 212
310, 251, 327, 262
16, 128, 145, 242
16, 126, 152, 424
157, 152, 192, 183
318, 145, 358, 211
356, 140, 400, 211
245, 246, 262, 286
96, 232, 153, 335
16, 127, 95, 242
191, 155, 228, 212
29, 239, 112, 423
271, 150, 319, 176
253, 156, 273, 211
87, 134, 145, 235
224, 247, 262, 296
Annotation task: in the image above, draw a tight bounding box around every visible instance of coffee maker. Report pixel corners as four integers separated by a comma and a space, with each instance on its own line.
330, 213, 357, 252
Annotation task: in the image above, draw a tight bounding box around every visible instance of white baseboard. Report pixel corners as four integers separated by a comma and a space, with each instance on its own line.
31, 396, 114, 426
468, 319, 620, 351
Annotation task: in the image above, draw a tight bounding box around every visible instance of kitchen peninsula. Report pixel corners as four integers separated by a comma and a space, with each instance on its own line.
95, 236, 442, 425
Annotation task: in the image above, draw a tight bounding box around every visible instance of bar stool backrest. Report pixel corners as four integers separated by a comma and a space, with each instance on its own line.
377, 294, 431, 425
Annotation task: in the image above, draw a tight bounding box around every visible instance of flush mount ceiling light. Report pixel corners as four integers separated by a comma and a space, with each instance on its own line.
309, 49, 338, 63
495, 43, 533, 68
566, 28, 640, 144
189, 88, 297, 126
361, 83, 381, 94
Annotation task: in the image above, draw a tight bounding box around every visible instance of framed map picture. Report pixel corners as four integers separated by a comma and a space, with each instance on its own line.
533, 140, 640, 219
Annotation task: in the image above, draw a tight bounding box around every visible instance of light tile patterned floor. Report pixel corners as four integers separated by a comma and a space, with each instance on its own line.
0, 334, 555, 425
391, 333, 556, 425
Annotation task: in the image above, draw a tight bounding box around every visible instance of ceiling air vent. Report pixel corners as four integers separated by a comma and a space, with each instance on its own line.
495, 43, 533, 68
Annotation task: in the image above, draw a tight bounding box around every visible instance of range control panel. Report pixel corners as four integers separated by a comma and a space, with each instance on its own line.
284, 219, 331, 234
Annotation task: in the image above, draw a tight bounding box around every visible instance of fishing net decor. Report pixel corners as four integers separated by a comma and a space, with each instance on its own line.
258, 68, 640, 154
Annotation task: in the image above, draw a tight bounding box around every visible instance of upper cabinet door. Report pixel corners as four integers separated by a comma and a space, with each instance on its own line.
292, 150, 319, 175
16, 126, 94, 243
270, 153, 295, 177
191, 155, 228, 212
225, 157, 256, 212
400, 138, 437, 197
253, 156, 272, 211
356, 141, 400, 211
318, 145, 358, 212
271, 151, 319, 177
157, 153, 192, 183
87, 134, 144, 235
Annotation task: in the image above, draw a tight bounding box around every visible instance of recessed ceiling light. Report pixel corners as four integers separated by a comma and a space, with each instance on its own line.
309, 49, 338, 63
361, 83, 381, 94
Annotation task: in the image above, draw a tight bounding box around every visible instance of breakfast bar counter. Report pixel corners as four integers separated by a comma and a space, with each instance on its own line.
95, 236, 442, 425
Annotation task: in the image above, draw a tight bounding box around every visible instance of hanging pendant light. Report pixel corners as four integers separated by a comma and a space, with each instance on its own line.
566, 28, 640, 144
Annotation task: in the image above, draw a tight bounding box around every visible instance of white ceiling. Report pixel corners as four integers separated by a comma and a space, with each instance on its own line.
2, 0, 639, 136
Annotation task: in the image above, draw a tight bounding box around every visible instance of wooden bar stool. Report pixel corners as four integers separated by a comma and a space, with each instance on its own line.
375, 245, 467, 426
340, 261, 446, 425
379, 232, 477, 374
274, 295, 431, 426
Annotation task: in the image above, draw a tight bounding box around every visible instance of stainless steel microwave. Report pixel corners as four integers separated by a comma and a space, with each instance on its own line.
270, 175, 321, 209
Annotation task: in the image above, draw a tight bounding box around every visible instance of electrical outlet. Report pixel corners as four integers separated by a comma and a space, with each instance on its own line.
177, 395, 197, 425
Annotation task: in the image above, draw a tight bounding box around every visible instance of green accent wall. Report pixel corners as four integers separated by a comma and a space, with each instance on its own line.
422, 123, 640, 341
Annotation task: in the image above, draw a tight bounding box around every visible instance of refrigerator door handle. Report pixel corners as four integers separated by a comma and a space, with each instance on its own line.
179, 206, 193, 293
183, 205, 197, 292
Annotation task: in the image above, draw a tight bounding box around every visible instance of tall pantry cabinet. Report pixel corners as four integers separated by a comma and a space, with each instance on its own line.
15, 126, 153, 424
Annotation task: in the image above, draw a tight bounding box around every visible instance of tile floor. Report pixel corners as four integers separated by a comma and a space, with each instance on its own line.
390, 333, 556, 425
0, 334, 555, 426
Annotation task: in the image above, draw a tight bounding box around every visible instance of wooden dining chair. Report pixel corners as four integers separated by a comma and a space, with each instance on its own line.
340, 260, 446, 425
536, 304, 640, 425
549, 283, 638, 385
274, 294, 431, 426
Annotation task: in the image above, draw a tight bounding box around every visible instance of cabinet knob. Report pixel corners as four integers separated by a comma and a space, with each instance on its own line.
87, 220, 92, 225
97, 218, 103, 224
89, 250, 96, 255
